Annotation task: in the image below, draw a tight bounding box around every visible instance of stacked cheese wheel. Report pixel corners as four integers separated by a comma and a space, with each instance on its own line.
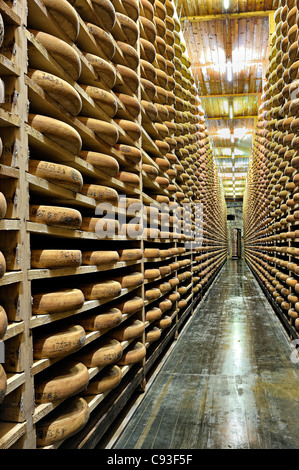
244, 0, 299, 331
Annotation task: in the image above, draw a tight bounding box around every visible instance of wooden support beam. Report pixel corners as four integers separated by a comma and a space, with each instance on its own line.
180, 11, 275, 23
201, 92, 262, 99
207, 115, 258, 120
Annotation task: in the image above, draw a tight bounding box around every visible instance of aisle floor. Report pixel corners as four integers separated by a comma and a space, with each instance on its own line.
113, 260, 299, 449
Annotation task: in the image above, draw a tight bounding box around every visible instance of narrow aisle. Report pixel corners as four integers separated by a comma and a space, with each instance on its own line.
113, 260, 299, 449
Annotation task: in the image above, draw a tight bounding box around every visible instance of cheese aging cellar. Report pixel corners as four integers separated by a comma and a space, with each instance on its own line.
0, 0, 298, 451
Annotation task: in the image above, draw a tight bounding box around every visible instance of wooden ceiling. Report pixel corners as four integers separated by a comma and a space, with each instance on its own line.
175, 0, 276, 200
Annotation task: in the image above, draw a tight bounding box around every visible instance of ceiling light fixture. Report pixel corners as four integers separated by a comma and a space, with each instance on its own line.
224, 0, 230, 10
229, 103, 234, 119
227, 60, 233, 82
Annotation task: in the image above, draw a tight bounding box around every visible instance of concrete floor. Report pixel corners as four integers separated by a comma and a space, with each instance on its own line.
113, 260, 299, 449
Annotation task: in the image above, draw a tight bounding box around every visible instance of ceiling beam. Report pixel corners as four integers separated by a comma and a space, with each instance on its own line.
200, 92, 262, 99
207, 115, 257, 120
180, 11, 274, 23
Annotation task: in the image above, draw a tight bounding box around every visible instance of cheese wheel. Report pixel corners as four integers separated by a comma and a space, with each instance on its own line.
117, 341, 146, 365
36, 397, 90, 447
82, 251, 119, 266
140, 38, 156, 63
35, 361, 90, 403
28, 160, 83, 192
109, 319, 145, 341
33, 324, 86, 359
39, 0, 80, 41
144, 249, 160, 261
0, 305, 7, 339
168, 292, 180, 302
30, 205, 82, 229
117, 41, 139, 70
114, 144, 141, 163
140, 59, 156, 82
27, 69, 82, 115
90, 0, 116, 30
142, 163, 158, 179
79, 337, 123, 367
145, 288, 161, 301
114, 119, 141, 141
140, 16, 157, 43
159, 282, 171, 293
159, 299, 172, 312
116, 93, 141, 118
141, 78, 156, 101
81, 280, 122, 300
77, 117, 118, 146
0, 365, 6, 404
144, 268, 160, 280
155, 315, 172, 329
114, 272, 144, 288
145, 307, 162, 322
81, 217, 119, 235
114, 64, 139, 93
31, 249, 82, 269
115, 296, 143, 314
114, 13, 138, 45
86, 23, 115, 60
178, 299, 187, 309
32, 288, 85, 315
115, 171, 140, 187
159, 265, 171, 276
84, 53, 116, 88
28, 114, 82, 155
79, 151, 119, 176
80, 184, 118, 204
78, 307, 122, 331
118, 249, 142, 261
29, 30, 81, 80
0, 252, 6, 278
81, 85, 117, 117
121, 0, 139, 21
0, 192, 7, 219
142, 100, 158, 121
145, 326, 161, 343
82, 364, 122, 395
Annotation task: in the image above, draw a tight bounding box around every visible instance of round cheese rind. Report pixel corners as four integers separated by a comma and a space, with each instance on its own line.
84, 53, 116, 88
0, 305, 7, 339
36, 397, 90, 447
31, 249, 82, 269
79, 151, 119, 176
81, 250, 119, 266
29, 205, 82, 229
29, 29, 81, 80
35, 361, 90, 403
33, 324, 86, 359
81, 85, 118, 117
81, 280, 122, 300
39, 0, 80, 42
117, 341, 146, 365
32, 288, 85, 315
28, 160, 83, 192
27, 69, 82, 115
78, 337, 123, 368
82, 364, 122, 395
28, 114, 82, 155
77, 117, 118, 146
78, 307, 122, 331
109, 319, 145, 341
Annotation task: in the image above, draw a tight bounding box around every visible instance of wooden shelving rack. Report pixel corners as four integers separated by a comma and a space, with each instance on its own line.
0, 0, 228, 449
